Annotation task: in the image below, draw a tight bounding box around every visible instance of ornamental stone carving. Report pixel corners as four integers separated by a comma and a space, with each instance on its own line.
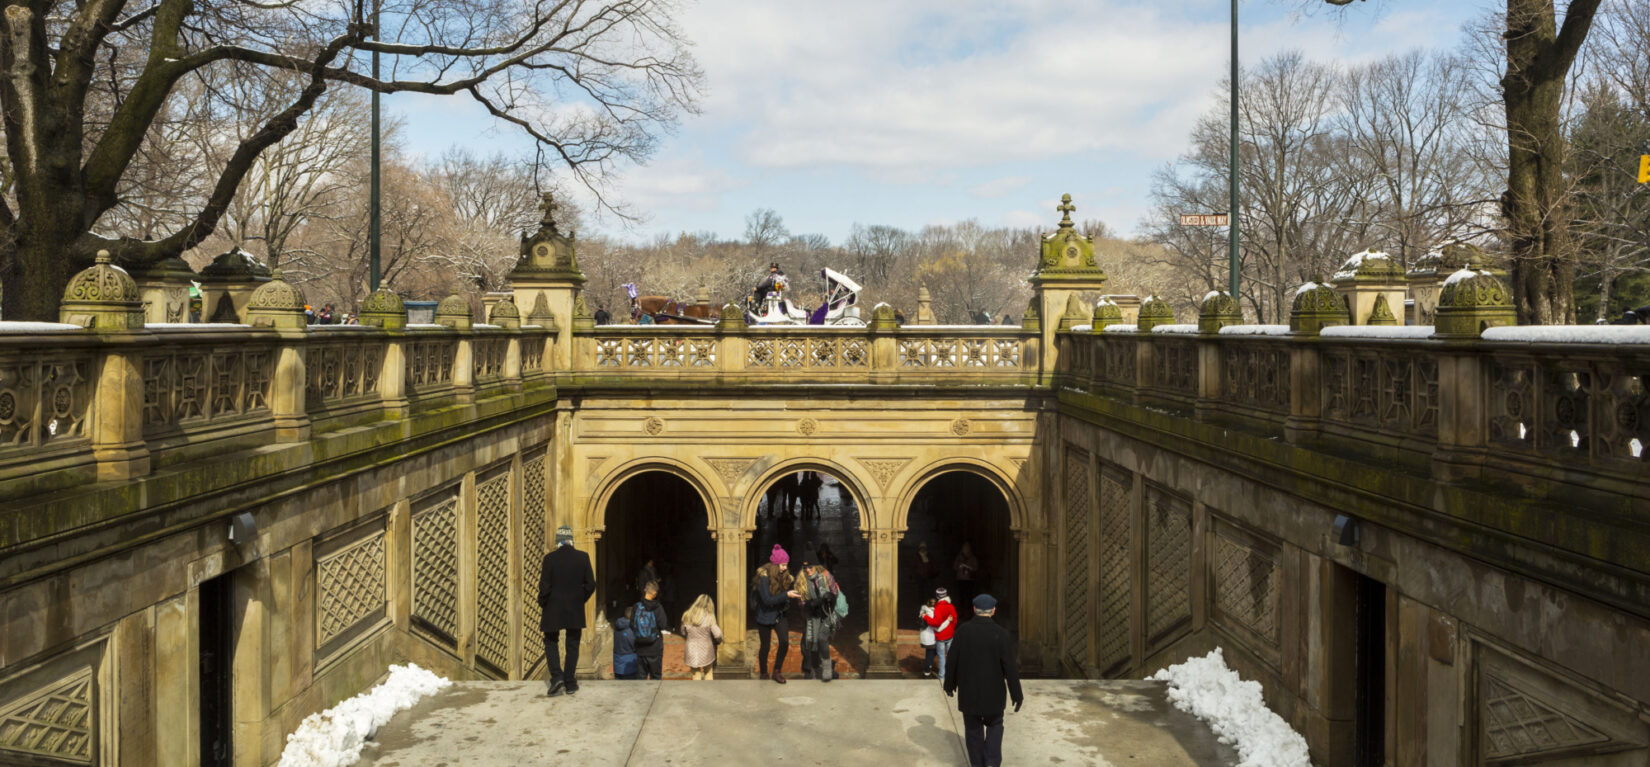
1366, 293, 1398, 326
488, 296, 521, 330
511, 191, 585, 283
1197, 291, 1242, 334
644, 417, 665, 436
1090, 298, 1124, 332
1136, 295, 1175, 331
717, 301, 747, 331
1033, 194, 1106, 283
1289, 281, 1350, 334
797, 418, 819, 436
1435, 255, 1515, 338
1057, 293, 1088, 331
434, 295, 473, 330
246, 269, 309, 329
950, 418, 972, 436
526, 292, 558, 329
59, 250, 146, 330
358, 288, 408, 329
868, 302, 898, 331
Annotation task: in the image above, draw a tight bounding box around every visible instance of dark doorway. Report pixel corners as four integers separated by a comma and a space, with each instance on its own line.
1352, 572, 1388, 767
599, 472, 715, 627
747, 470, 868, 675
901, 472, 1016, 630
199, 571, 235, 767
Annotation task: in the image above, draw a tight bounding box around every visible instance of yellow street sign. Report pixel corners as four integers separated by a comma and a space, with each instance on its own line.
1640, 154, 1650, 183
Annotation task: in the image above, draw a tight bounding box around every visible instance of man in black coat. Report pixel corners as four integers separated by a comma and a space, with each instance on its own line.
944, 594, 1023, 767
538, 525, 595, 697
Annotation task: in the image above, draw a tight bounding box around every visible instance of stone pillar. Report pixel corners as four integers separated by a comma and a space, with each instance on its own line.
914, 286, 937, 325
865, 527, 902, 677
1329, 249, 1407, 325
1285, 282, 1348, 444
1195, 292, 1241, 419
509, 192, 586, 371
1430, 260, 1514, 481
127, 257, 196, 324
714, 524, 750, 677
716, 303, 748, 375
60, 252, 152, 479
361, 289, 410, 417
1030, 194, 1107, 385
197, 249, 271, 324
437, 296, 475, 403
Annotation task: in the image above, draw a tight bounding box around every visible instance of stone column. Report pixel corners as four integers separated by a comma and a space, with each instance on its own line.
60, 253, 153, 480
509, 192, 587, 372
714, 523, 751, 677
1430, 261, 1514, 482
1029, 194, 1107, 386
864, 527, 903, 678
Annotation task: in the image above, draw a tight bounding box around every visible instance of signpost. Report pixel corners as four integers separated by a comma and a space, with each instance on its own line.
1179, 214, 1230, 227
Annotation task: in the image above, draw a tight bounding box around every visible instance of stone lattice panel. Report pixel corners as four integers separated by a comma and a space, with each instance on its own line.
1061, 449, 1092, 662
1482, 674, 1611, 760
1211, 528, 1280, 650
475, 470, 513, 673
1094, 470, 1133, 673
412, 495, 461, 645
1144, 485, 1192, 649
316, 529, 387, 648
0, 668, 93, 765
520, 452, 548, 670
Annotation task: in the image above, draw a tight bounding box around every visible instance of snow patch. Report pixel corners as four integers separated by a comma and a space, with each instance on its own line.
0, 321, 84, 333
1150, 324, 1200, 334
1150, 648, 1311, 767
1481, 326, 1650, 344
1293, 281, 1320, 295
1104, 324, 1139, 333
1333, 249, 1392, 280
1202, 290, 1224, 303
276, 664, 450, 767
1442, 268, 1493, 287
1218, 325, 1292, 336
147, 323, 249, 329
1070, 324, 1093, 333
1320, 325, 1435, 339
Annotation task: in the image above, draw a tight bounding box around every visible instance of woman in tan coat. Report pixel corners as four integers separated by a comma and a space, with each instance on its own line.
680, 594, 723, 679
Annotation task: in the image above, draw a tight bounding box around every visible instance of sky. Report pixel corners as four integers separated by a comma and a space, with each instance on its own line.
394, 0, 1486, 244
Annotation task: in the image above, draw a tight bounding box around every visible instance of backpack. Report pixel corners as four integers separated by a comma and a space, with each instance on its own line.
632, 602, 660, 644
834, 590, 849, 621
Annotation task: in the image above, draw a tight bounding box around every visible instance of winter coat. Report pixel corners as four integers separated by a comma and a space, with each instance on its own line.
918, 606, 937, 646
681, 619, 723, 669
943, 615, 1023, 716
751, 564, 792, 626
923, 597, 957, 641
537, 544, 595, 632
612, 617, 639, 677
631, 598, 670, 659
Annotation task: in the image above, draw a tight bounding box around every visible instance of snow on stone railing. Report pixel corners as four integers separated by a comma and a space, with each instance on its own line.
1318, 325, 1436, 339
1150, 324, 1201, 335
1217, 324, 1291, 336
1481, 325, 1650, 344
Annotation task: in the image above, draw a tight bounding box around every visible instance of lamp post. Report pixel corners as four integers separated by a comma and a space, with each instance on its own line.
369, 0, 382, 293
1228, 0, 1241, 301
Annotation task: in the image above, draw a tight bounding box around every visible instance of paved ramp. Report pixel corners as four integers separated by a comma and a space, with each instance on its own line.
356, 680, 1236, 766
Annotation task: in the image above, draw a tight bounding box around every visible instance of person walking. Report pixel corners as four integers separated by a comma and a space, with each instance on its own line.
796, 561, 843, 682
635, 559, 658, 606
917, 597, 939, 678
612, 613, 640, 680
954, 542, 981, 619
752, 545, 794, 684
537, 525, 595, 697
631, 580, 670, 680
680, 594, 724, 680
944, 594, 1023, 767
923, 587, 958, 682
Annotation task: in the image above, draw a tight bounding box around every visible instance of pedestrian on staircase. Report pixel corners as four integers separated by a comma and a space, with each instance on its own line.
752, 545, 794, 684
944, 594, 1023, 767
680, 594, 723, 680
632, 581, 670, 680
924, 587, 958, 683
796, 560, 844, 682
918, 597, 939, 678
538, 525, 595, 697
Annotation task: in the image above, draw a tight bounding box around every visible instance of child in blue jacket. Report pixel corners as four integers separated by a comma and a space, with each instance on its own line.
612, 615, 641, 679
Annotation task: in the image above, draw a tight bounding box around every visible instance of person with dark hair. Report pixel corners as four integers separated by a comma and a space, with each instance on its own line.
795, 560, 844, 683
537, 525, 595, 697
631, 580, 670, 681
752, 545, 794, 684
945, 594, 1023, 767
594, 306, 612, 325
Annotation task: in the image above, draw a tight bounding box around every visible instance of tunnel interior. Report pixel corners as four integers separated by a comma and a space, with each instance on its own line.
900, 471, 1016, 631
746, 470, 869, 651
598, 471, 717, 627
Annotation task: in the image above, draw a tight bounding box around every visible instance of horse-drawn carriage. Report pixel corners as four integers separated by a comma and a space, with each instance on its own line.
746, 267, 865, 327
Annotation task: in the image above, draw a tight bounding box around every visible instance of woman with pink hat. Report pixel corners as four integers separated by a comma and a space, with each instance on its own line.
750, 544, 794, 683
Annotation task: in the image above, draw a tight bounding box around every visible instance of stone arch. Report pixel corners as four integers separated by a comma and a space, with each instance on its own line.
584, 457, 721, 534
738, 456, 877, 532
890, 457, 1028, 533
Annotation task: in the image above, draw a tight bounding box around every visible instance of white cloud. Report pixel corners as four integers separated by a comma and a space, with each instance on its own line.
610, 152, 745, 217
969, 175, 1032, 199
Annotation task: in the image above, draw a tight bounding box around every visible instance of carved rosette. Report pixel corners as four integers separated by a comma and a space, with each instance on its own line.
59, 250, 145, 330
950, 418, 972, 436
797, 418, 820, 436
643, 416, 665, 436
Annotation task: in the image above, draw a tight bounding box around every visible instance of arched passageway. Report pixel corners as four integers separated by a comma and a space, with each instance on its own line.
598, 471, 716, 628
745, 470, 869, 677
900, 471, 1017, 633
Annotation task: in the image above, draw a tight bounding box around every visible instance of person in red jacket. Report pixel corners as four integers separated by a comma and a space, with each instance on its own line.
923, 587, 958, 682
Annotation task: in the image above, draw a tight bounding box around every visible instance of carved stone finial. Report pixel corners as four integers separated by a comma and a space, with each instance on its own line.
60, 249, 144, 330
1057, 193, 1075, 227
1197, 290, 1243, 333
537, 191, 559, 227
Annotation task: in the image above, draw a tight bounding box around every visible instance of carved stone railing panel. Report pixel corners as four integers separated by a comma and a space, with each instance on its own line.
411, 492, 461, 647
315, 526, 387, 654
306, 336, 383, 413
1149, 338, 1198, 397
142, 344, 275, 435
1061, 448, 1092, 664
1320, 343, 1439, 443
521, 334, 546, 373
1485, 351, 1648, 468
404, 335, 457, 397
1220, 341, 1291, 414
0, 351, 94, 463
520, 450, 548, 670
472, 336, 509, 383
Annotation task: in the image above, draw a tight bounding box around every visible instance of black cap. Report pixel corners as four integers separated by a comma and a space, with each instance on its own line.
972, 593, 997, 611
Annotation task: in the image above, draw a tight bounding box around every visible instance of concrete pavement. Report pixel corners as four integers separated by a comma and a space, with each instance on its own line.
356, 679, 1236, 766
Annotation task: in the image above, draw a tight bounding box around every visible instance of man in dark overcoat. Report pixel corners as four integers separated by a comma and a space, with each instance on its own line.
944, 593, 1024, 767
538, 525, 595, 697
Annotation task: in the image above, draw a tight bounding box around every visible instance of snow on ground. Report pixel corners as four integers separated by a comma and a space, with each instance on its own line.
277, 664, 451, 767
1149, 648, 1311, 767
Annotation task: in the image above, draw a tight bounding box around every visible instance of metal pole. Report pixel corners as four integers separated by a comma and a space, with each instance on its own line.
1228, 0, 1240, 301
368, 0, 382, 293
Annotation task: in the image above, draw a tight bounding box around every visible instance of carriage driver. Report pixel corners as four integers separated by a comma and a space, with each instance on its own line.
752, 262, 786, 307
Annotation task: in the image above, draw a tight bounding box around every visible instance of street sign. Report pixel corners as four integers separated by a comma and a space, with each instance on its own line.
1639, 154, 1650, 183
1180, 214, 1230, 227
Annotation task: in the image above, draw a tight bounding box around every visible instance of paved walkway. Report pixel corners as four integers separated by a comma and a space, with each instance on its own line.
357, 680, 1237, 766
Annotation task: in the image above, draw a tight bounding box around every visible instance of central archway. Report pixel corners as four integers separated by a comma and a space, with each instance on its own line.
597, 471, 716, 631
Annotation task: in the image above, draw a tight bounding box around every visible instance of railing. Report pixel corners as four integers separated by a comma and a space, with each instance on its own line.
1055, 324, 1650, 497
0, 330, 98, 474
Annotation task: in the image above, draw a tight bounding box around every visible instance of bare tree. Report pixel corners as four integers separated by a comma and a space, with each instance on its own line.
743, 208, 789, 260
0, 0, 702, 319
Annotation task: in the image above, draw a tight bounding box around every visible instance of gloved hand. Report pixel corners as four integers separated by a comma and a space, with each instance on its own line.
1012, 699, 1023, 713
